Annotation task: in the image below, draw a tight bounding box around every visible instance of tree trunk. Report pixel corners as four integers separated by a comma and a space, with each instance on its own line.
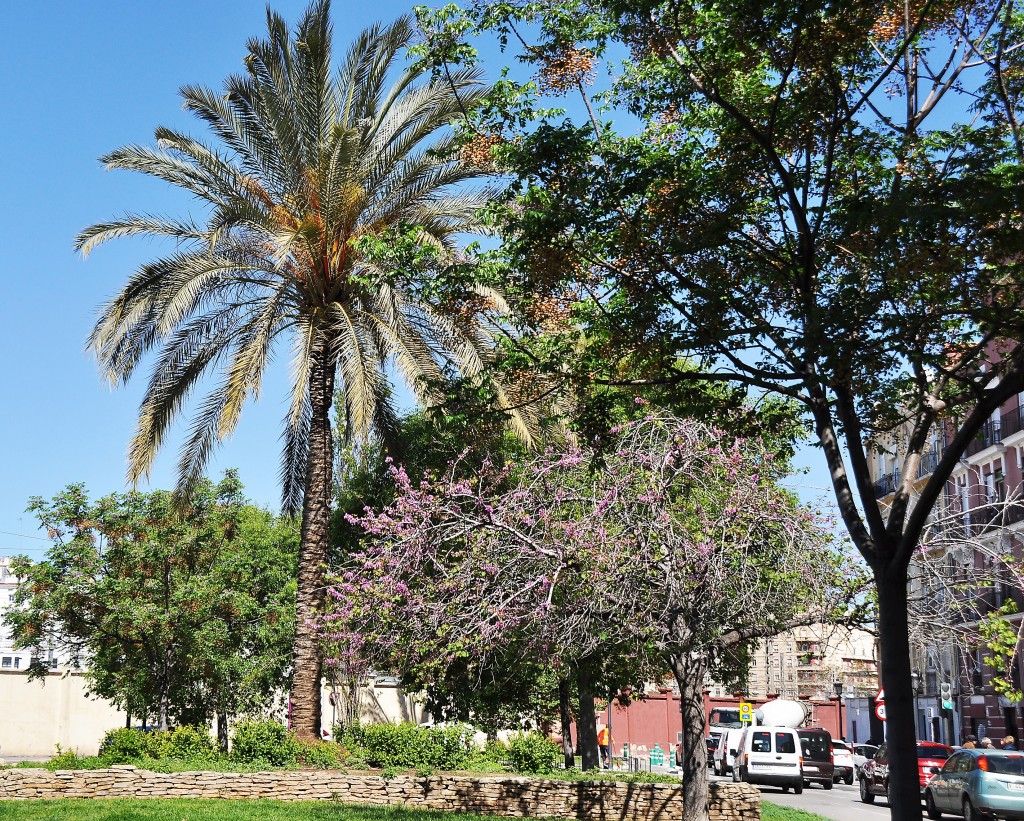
291, 345, 336, 742
878, 565, 923, 821
670, 653, 710, 821
576, 664, 599, 770
217, 710, 229, 753
558, 677, 575, 769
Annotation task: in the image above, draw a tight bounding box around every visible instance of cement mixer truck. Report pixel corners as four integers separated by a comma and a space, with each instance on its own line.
710, 699, 810, 777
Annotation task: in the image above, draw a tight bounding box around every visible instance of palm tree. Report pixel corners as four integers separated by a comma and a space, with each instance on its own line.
77, 1, 532, 740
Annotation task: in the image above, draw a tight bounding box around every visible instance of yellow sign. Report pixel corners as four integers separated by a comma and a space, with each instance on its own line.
739, 702, 753, 724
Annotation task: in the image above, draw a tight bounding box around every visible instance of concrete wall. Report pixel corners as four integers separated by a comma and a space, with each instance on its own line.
0, 767, 760, 821
0, 672, 126, 757
0, 672, 429, 758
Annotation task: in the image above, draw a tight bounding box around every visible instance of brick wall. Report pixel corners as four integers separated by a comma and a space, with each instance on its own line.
0, 766, 760, 820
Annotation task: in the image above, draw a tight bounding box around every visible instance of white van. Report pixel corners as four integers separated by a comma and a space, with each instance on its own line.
731, 726, 804, 793
713, 727, 746, 776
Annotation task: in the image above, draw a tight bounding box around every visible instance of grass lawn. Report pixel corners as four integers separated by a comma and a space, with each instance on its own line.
762, 801, 831, 821
0, 800, 553, 821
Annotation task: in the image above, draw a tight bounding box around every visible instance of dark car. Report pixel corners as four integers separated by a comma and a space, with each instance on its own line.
798, 729, 835, 790
859, 741, 954, 804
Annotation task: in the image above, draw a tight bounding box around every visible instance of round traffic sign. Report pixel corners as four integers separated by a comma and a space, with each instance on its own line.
875, 702, 886, 721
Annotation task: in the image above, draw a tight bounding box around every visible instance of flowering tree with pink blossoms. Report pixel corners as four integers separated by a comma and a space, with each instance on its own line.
324, 411, 853, 820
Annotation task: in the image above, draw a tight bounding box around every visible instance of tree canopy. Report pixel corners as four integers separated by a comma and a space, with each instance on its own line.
5, 472, 297, 737
410, 2, 1024, 816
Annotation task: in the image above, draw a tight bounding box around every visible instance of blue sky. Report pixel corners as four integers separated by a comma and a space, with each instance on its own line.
0, 0, 835, 559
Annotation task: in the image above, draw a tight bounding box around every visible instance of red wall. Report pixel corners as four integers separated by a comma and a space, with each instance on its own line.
583, 691, 844, 755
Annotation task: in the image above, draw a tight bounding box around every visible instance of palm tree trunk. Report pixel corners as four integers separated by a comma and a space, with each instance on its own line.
291, 344, 336, 742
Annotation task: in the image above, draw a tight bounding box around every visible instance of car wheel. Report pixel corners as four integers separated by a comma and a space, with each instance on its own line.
714, 761, 722, 777
732, 765, 741, 783
823, 778, 833, 791
925, 790, 942, 820
963, 796, 987, 821
859, 777, 876, 804
844, 771, 854, 786
794, 781, 803, 795
782, 785, 790, 793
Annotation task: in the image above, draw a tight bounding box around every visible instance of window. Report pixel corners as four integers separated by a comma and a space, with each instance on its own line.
1, 657, 11, 669
775, 733, 797, 754
752, 732, 771, 753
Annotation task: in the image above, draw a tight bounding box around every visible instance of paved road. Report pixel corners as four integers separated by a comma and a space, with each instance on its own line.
756, 781, 893, 821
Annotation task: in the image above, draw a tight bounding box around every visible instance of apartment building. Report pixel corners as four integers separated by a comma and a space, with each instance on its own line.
870, 383, 1024, 745
0, 556, 70, 673
745, 625, 878, 699
703, 624, 878, 704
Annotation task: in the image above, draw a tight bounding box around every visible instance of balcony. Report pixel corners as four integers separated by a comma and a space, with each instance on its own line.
1002, 407, 1024, 440
873, 468, 901, 499
965, 420, 1003, 457
917, 448, 941, 478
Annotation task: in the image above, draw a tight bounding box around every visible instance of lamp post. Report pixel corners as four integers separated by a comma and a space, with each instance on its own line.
833, 680, 844, 741
911, 671, 921, 740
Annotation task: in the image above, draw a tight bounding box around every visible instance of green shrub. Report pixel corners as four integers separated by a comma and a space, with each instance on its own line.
230, 720, 299, 767
298, 739, 342, 769
98, 728, 153, 763
98, 725, 219, 765
47, 744, 83, 769
339, 722, 474, 771
482, 738, 508, 764
505, 731, 559, 774
164, 725, 218, 761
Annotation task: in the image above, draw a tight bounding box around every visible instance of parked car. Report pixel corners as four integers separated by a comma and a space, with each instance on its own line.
713, 727, 746, 776
853, 743, 879, 775
798, 728, 835, 790
859, 741, 954, 804
924, 748, 1024, 820
832, 739, 855, 785
732, 726, 804, 794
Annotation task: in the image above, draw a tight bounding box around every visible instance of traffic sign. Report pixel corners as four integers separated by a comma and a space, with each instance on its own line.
876, 688, 885, 702
739, 702, 753, 724
875, 702, 887, 721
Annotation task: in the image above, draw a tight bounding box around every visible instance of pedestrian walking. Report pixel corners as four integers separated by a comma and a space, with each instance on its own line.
1003, 735, 1018, 751
597, 725, 613, 769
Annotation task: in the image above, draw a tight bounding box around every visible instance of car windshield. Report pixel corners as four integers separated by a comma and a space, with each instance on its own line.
833, 742, 850, 752
984, 755, 1024, 775
918, 746, 952, 761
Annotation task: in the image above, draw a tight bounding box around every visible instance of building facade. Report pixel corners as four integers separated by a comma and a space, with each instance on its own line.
870, 382, 1024, 745
0, 556, 74, 673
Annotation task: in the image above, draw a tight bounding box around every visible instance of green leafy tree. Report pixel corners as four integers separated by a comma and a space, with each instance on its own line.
414, 2, 1024, 816
75, 1, 535, 740
4, 473, 297, 739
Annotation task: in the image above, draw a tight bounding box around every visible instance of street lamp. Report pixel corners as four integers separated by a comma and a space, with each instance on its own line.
911, 671, 921, 740
833, 680, 844, 741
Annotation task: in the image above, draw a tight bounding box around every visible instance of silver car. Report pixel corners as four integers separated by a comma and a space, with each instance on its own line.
853, 743, 879, 775
925, 748, 1024, 820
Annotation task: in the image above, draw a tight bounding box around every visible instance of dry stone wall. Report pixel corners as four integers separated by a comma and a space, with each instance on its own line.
0, 766, 760, 820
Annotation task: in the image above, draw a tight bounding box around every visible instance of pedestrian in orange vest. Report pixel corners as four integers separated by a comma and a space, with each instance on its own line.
597, 725, 613, 769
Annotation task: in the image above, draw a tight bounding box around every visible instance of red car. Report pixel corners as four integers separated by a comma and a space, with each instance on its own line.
859, 741, 954, 803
